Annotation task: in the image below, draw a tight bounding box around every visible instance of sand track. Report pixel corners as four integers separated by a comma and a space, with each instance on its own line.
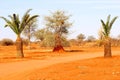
0, 50, 119, 80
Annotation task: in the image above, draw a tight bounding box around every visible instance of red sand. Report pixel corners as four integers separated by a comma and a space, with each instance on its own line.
0, 46, 120, 80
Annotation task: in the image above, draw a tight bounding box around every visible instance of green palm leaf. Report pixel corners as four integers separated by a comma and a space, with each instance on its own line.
1, 9, 39, 36
100, 15, 118, 38
109, 16, 118, 30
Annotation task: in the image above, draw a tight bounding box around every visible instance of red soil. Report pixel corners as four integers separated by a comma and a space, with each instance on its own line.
0, 45, 120, 80
28, 56, 120, 80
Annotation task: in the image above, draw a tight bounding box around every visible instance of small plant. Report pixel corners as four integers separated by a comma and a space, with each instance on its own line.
0, 38, 14, 46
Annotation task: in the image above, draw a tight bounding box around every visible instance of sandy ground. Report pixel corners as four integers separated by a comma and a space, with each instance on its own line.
28, 56, 120, 80
0, 46, 120, 80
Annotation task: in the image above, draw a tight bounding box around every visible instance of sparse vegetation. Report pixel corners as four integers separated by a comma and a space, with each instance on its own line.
34, 29, 70, 47
44, 10, 72, 52
77, 33, 86, 46
69, 39, 78, 46
86, 36, 96, 42
22, 18, 38, 49
0, 38, 14, 46
1, 1, 120, 80
34, 29, 46, 42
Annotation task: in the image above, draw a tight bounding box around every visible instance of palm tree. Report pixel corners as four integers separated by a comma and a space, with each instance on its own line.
100, 15, 118, 57
1, 9, 39, 58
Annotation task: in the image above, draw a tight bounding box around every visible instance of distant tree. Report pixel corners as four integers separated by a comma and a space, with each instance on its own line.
87, 36, 96, 42
34, 28, 54, 47
77, 33, 85, 45
34, 29, 46, 42
1, 9, 39, 58
69, 39, 78, 46
98, 27, 104, 40
22, 18, 38, 49
34, 28, 70, 47
97, 27, 104, 46
41, 32, 55, 47
110, 38, 120, 47
100, 15, 118, 57
77, 33, 86, 41
44, 10, 72, 52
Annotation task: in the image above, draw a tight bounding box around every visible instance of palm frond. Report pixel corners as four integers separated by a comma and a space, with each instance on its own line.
109, 16, 118, 30
1, 9, 38, 36
13, 14, 20, 27
20, 9, 32, 28
100, 15, 118, 39
106, 15, 110, 28
21, 9, 32, 23
101, 20, 108, 36
26, 15, 39, 24
21, 14, 29, 27
20, 9, 33, 33
20, 15, 38, 33
1, 15, 20, 34
7, 15, 19, 33
8, 22, 20, 34
0, 17, 12, 27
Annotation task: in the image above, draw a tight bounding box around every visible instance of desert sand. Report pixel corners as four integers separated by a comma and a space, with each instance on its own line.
0, 46, 120, 80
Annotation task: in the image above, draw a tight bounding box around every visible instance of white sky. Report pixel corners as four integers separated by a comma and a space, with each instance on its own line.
0, 0, 120, 41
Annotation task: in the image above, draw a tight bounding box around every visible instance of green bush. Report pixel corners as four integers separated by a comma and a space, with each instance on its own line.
0, 39, 14, 46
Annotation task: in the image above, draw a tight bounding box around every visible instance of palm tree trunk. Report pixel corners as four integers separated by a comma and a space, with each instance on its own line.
16, 35, 24, 58
104, 38, 112, 57
53, 33, 64, 52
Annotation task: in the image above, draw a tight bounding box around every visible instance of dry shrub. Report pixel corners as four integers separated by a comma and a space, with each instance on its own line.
111, 38, 120, 47
22, 39, 29, 46
83, 41, 98, 47
69, 39, 78, 46
0, 38, 14, 46
62, 39, 70, 47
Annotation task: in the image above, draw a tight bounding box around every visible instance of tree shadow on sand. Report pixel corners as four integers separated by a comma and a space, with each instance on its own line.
65, 50, 84, 52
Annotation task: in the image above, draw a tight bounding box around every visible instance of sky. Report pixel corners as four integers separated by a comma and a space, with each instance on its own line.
0, 0, 120, 41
